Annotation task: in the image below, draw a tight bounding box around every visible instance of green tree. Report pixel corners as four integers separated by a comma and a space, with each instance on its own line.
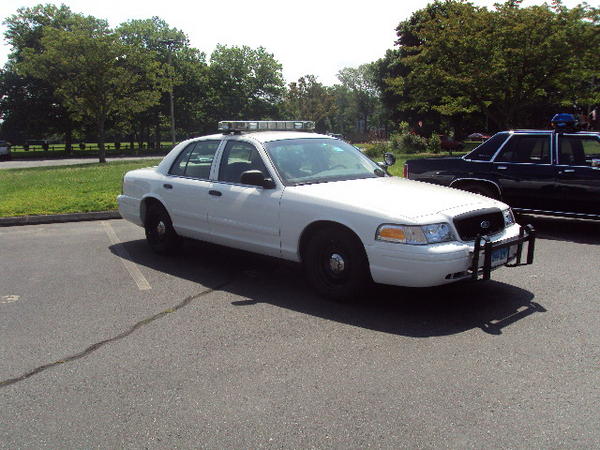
283, 75, 336, 132
18, 15, 170, 162
336, 63, 385, 138
377, 0, 600, 133
208, 45, 285, 121
1, 4, 79, 150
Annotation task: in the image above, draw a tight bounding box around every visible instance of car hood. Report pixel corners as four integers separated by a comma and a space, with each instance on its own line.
284, 176, 506, 222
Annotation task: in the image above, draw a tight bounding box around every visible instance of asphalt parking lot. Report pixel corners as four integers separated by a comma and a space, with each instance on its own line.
1, 216, 599, 448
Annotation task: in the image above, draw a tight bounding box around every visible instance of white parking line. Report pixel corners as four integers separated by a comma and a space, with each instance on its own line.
1, 295, 21, 304
102, 221, 151, 291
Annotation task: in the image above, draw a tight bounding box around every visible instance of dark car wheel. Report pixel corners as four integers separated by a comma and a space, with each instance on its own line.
460, 182, 497, 199
304, 226, 370, 301
144, 205, 181, 254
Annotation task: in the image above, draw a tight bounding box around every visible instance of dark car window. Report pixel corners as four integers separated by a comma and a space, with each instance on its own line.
169, 140, 220, 178
218, 141, 269, 184
465, 133, 509, 161
558, 135, 600, 166
494, 135, 550, 164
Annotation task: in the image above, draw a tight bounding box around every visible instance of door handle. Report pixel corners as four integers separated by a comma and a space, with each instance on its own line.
497, 166, 508, 170
560, 169, 575, 174
209, 190, 222, 197
163, 183, 173, 189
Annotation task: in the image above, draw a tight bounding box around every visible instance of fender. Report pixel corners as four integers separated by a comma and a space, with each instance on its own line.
449, 177, 503, 199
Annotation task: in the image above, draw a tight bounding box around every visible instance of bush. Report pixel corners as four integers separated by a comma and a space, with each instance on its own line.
363, 141, 390, 158
401, 133, 428, 153
427, 134, 441, 154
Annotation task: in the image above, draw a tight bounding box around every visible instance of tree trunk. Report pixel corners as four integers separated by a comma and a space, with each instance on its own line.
65, 125, 73, 155
155, 117, 161, 151
97, 117, 106, 163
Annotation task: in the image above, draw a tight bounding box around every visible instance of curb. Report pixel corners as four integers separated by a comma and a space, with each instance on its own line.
0, 211, 122, 227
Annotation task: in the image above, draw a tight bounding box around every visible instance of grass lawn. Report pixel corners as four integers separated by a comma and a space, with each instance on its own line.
0, 159, 161, 217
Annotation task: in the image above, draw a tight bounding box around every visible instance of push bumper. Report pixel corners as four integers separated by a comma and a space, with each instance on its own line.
471, 224, 535, 281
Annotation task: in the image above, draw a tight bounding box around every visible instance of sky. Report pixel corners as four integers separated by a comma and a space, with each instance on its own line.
0, 0, 590, 86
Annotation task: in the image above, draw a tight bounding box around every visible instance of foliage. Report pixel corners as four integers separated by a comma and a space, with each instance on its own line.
1, 4, 79, 149
335, 63, 386, 137
208, 44, 285, 121
17, 15, 171, 162
375, 0, 600, 132
282, 75, 336, 132
426, 134, 441, 154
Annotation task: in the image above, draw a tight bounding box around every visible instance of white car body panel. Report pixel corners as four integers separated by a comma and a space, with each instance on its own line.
118, 130, 526, 289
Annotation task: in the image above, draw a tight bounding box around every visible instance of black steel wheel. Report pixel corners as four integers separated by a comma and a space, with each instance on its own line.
144, 205, 181, 254
304, 226, 370, 300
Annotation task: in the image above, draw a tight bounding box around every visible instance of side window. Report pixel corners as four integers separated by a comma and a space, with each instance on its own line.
218, 141, 269, 184
494, 135, 550, 164
559, 135, 600, 166
169, 143, 196, 176
465, 133, 508, 161
169, 140, 220, 178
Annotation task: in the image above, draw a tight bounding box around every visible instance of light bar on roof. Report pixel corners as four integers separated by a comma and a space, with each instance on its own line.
218, 120, 315, 132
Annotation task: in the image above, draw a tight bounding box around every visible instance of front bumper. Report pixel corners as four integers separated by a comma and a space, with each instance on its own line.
366, 224, 535, 288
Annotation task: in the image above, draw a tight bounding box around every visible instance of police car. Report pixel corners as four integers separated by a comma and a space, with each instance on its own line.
118, 121, 534, 299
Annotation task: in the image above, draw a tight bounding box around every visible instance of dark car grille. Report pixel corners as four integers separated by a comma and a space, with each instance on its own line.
453, 208, 505, 241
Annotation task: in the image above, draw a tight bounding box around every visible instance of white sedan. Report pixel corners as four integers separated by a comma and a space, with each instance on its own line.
118, 121, 535, 299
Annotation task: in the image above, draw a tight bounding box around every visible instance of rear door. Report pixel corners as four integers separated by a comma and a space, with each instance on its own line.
161, 139, 221, 239
554, 133, 600, 216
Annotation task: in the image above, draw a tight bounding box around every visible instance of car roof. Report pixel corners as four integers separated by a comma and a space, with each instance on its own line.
226, 131, 334, 144
189, 131, 334, 145
509, 129, 600, 136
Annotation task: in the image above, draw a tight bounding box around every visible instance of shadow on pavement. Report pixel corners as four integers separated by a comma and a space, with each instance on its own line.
518, 214, 600, 245
111, 238, 543, 338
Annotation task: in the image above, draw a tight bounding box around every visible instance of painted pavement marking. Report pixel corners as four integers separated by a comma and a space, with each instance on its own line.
102, 221, 151, 291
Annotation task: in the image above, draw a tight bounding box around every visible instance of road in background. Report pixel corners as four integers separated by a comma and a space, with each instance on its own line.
0, 156, 161, 170
1, 217, 599, 448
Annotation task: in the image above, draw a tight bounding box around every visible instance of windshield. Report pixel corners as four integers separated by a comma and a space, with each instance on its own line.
264, 138, 384, 185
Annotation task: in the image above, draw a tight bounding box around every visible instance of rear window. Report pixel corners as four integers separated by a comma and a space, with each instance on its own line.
465, 133, 509, 161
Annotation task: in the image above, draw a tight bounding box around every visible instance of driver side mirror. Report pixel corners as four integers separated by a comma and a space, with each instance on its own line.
383, 152, 396, 167
240, 170, 276, 189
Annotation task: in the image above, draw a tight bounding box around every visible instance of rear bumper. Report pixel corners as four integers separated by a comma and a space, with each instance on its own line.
117, 194, 143, 227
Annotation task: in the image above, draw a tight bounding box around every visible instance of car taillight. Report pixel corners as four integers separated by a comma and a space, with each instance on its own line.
403, 164, 409, 178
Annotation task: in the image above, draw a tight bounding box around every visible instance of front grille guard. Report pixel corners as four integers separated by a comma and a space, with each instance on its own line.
471, 224, 536, 281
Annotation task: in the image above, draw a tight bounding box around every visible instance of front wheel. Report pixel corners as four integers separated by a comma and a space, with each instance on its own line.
303, 226, 370, 301
144, 205, 181, 254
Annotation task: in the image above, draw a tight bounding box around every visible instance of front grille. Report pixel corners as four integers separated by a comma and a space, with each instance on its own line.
453, 208, 504, 241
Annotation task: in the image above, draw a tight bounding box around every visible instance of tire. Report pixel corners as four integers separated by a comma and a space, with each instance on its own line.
144, 205, 181, 254
303, 226, 370, 301
460, 182, 497, 199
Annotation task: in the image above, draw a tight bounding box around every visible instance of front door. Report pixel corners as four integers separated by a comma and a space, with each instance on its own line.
207, 140, 283, 257
490, 134, 555, 211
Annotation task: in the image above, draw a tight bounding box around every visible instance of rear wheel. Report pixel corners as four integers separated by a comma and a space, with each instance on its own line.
303, 226, 370, 301
144, 205, 181, 254
459, 182, 497, 199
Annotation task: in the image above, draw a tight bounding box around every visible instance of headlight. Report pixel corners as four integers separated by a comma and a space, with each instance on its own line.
503, 208, 515, 227
376, 223, 455, 245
